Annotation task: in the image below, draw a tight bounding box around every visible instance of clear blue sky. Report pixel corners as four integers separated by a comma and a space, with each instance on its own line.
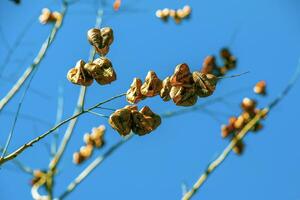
0, 0, 300, 199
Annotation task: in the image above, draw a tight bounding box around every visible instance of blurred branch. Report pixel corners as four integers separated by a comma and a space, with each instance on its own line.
181, 61, 300, 200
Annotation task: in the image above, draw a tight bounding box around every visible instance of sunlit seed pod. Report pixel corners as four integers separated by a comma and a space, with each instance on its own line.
182, 5, 192, 17
109, 107, 133, 136
162, 8, 170, 17
155, 9, 163, 18
140, 106, 161, 129
220, 48, 231, 60
169, 9, 176, 17
91, 125, 105, 148
141, 71, 163, 97
84, 57, 116, 85
241, 97, 256, 113
87, 28, 103, 50
170, 63, 193, 86
176, 9, 185, 19
126, 78, 145, 104
101, 27, 114, 47
52, 11, 62, 26
124, 105, 138, 112
131, 110, 153, 136
228, 116, 237, 125
73, 152, 84, 164
201, 56, 217, 74
234, 115, 245, 129
113, 0, 121, 11
83, 133, 94, 145
67, 60, 94, 86
79, 144, 94, 158
221, 125, 233, 138
192, 72, 217, 97
170, 86, 197, 106
241, 112, 251, 121
96, 45, 110, 56
253, 80, 267, 95
160, 76, 172, 101
219, 66, 228, 76
233, 140, 245, 155
39, 8, 52, 24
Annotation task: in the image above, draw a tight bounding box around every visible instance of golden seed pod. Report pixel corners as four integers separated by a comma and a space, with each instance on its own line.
140, 106, 161, 129
87, 28, 103, 50
109, 107, 133, 136
73, 152, 84, 164
141, 71, 163, 97
170, 86, 197, 106
67, 60, 94, 86
97, 45, 110, 56
182, 5, 192, 17
91, 125, 105, 148
39, 8, 51, 24
233, 140, 245, 155
234, 115, 245, 129
253, 80, 267, 95
241, 97, 256, 113
155, 9, 163, 18
79, 144, 94, 158
176, 9, 185, 19
52, 11, 62, 26
84, 57, 116, 85
170, 63, 193, 86
201, 56, 217, 74
101, 27, 114, 47
221, 125, 232, 138
126, 78, 145, 104
192, 72, 217, 97
160, 76, 172, 101
162, 8, 170, 17
83, 133, 94, 145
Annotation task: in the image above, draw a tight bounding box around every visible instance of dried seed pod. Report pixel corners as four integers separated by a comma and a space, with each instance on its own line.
220, 48, 231, 60
73, 152, 84, 164
87, 28, 103, 50
141, 71, 163, 97
234, 115, 245, 129
39, 8, 55, 24
170, 63, 193, 86
140, 106, 161, 130
67, 60, 94, 86
201, 56, 217, 74
79, 144, 94, 158
241, 98, 256, 113
124, 105, 138, 112
52, 11, 62, 25
101, 27, 114, 47
126, 78, 145, 104
160, 76, 172, 101
176, 9, 185, 19
170, 86, 197, 106
109, 107, 133, 136
182, 5, 192, 17
253, 80, 267, 95
162, 8, 170, 17
84, 57, 116, 85
193, 72, 217, 97
221, 125, 233, 138
83, 133, 94, 145
97, 45, 110, 56
233, 140, 245, 155
91, 125, 105, 148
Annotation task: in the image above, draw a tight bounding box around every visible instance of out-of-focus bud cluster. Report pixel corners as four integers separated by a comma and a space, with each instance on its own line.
155, 5, 191, 24
109, 105, 161, 136
87, 27, 114, 56
126, 64, 218, 107
253, 80, 267, 95
113, 0, 121, 11
73, 125, 105, 165
67, 57, 116, 86
39, 8, 62, 25
221, 97, 267, 155
201, 48, 237, 77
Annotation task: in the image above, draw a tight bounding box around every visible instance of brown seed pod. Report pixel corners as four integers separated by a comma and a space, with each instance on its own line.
83, 133, 94, 145
160, 76, 172, 101
201, 56, 217, 74
170, 63, 193, 86
234, 115, 246, 129
67, 60, 94, 86
233, 140, 245, 155
101, 27, 114, 47
91, 125, 105, 148
220, 48, 231, 60
141, 71, 163, 97
253, 80, 267, 95
241, 98, 256, 113
39, 8, 60, 24
109, 107, 133, 136
126, 78, 145, 104
192, 72, 217, 97
182, 5, 192, 17
84, 57, 116, 85
170, 86, 197, 106
140, 106, 161, 130
87, 28, 103, 50
79, 144, 94, 158
73, 152, 84, 165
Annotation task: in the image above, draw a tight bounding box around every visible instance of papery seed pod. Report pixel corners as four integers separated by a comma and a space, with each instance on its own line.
201, 56, 217, 74
162, 8, 170, 17
79, 144, 94, 158
84, 57, 116, 85
124, 105, 138, 112
52, 11, 62, 25
83, 133, 94, 145
234, 115, 245, 129
91, 125, 105, 148
109, 107, 133, 136
67, 60, 94, 86
241, 98, 256, 113
221, 125, 233, 138
233, 140, 245, 155
73, 152, 84, 164
131, 110, 153, 135
220, 48, 231, 60
101, 27, 114, 47
97, 45, 110, 56
253, 80, 267, 95
176, 9, 185, 19
160, 76, 172, 101
192, 72, 217, 97
170, 63, 193, 86
126, 78, 145, 104
182, 5, 192, 17
39, 8, 52, 24
87, 28, 103, 50
170, 86, 197, 106
140, 106, 161, 130
141, 71, 163, 97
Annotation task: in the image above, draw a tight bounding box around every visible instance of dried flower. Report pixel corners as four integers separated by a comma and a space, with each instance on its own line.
160, 76, 172, 101
126, 78, 145, 104
141, 71, 163, 97
101, 27, 114, 47
192, 72, 218, 97
170, 86, 197, 106
67, 60, 94, 86
254, 80, 267, 95
109, 106, 133, 136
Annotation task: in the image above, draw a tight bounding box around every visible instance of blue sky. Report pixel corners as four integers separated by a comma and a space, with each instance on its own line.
0, 0, 300, 199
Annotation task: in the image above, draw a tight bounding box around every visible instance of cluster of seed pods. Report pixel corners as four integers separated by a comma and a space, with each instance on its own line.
30, 170, 47, 186
156, 5, 191, 24
126, 63, 218, 107
73, 125, 105, 164
221, 97, 267, 155
201, 48, 237, 77
253, 80, 267, 95
109, 105, 161, 136
39, 8, 62, 25
67, 28, 116, 86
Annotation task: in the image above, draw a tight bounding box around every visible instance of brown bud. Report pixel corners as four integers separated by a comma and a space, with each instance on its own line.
170, 63, 193, 86
141, 71, 163, 97
79, 144, 94, 158
160, 76, 172, 101
84, 57, 116, 85
101, 27, 114, 47
253, 80, 267, 95
233, 140, 245, 155
170, 86, 197, 106
67, 60, 94, 86
126, 78, 145, 104
241, 98, 256, 113
73, 152, 84, 164
193, 72, 217, 97
201, 56, 217, 74
109, 107, 133, 136
87, 28, 103, 50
